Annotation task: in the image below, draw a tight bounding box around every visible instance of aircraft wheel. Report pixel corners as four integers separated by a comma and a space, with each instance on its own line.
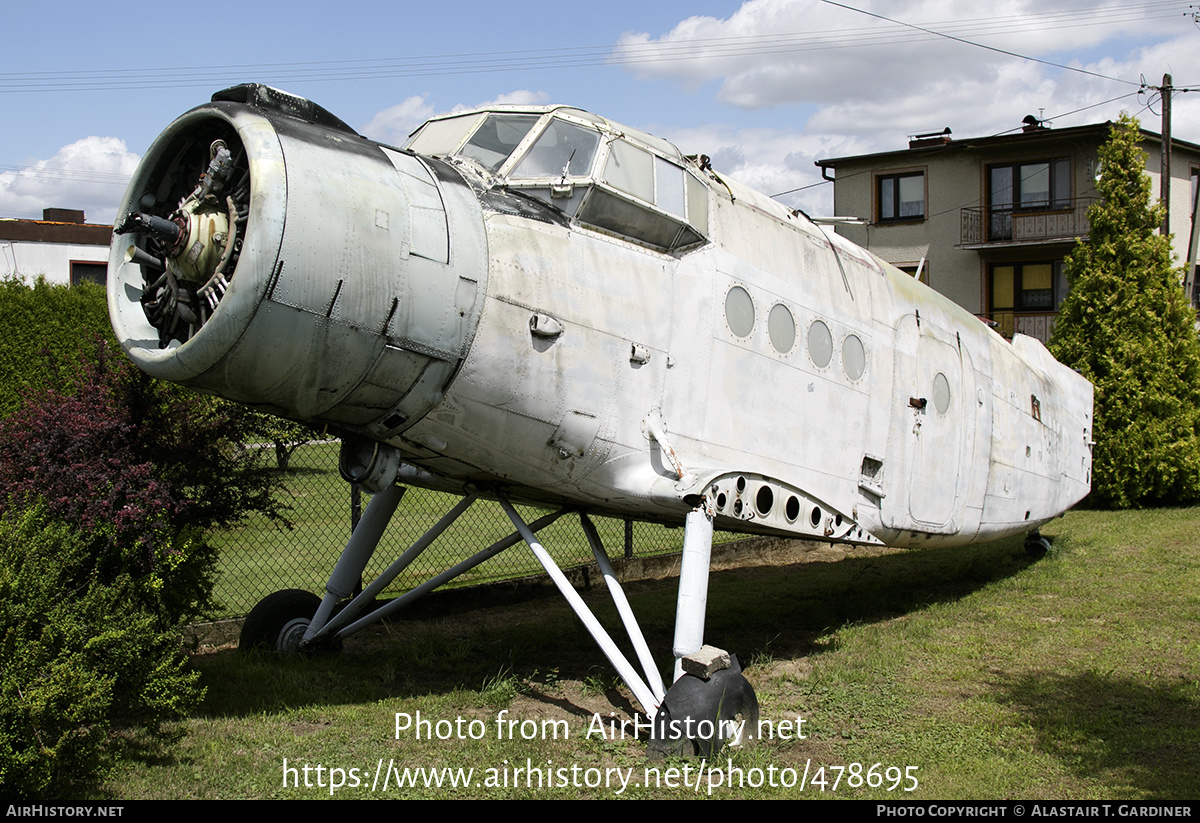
648, 654, 759, 759
1024, 532, 1052, 556
240, 589, 324, 653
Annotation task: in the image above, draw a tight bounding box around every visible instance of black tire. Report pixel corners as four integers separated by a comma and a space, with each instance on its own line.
240, 589, 322, 653
648, 654, 759, 759
1024, 533, 1052, 556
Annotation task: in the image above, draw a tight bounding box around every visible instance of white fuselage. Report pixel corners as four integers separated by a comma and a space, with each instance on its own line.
401, 170, 1092, 548
108, 95, 1093, 550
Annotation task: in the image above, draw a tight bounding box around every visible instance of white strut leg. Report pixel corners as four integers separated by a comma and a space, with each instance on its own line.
672, 505, 714, 682
497, 495, 661, 716
304, 484, 406, 643
580, 514, 667, 703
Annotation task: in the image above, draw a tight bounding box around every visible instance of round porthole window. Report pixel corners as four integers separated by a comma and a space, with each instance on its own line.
932, 372, 951, 414
725, 286, 755, 338
808, 320, 833, 368
842, 334, 866, 380
768, 303, 795, 353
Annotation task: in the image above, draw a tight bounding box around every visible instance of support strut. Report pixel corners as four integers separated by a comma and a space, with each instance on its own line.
304, 490, 479, 645
672, 504, 715, 682
498, 494, 661, 716
649, 500, 759, 758
243, 477, 757, 757
304, 484, 407, 645
580, 514, 666, 704
287, 485, 567, 649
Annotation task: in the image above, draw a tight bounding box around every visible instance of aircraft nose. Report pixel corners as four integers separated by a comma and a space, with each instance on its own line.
108, 90, 487, 440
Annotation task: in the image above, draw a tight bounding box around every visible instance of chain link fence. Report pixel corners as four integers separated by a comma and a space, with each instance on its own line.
212, 440, 736, 616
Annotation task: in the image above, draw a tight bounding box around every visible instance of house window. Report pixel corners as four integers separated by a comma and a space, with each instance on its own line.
70, 261, 106, 286
894, 261, 929, 285
989, 261, 1068, 312
988, 158, 1071, 240
877, 172, 925, 222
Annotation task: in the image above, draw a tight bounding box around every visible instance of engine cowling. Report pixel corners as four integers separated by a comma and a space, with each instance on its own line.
108, 85, 487, 441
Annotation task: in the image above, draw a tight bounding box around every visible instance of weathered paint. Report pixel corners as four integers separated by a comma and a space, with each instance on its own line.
108, 90, 1092, 553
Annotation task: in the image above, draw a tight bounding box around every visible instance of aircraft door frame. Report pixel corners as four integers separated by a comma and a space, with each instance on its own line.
884, 315, 970, 534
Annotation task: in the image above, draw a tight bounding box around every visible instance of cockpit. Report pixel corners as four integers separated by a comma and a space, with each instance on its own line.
404, 106, 709, 254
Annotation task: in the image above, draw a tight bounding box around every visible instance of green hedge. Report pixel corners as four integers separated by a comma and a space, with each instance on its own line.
0, 277, 113, 418
0, 507, 204, 798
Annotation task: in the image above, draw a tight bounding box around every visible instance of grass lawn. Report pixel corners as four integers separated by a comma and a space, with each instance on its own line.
101, 505, 1199, 799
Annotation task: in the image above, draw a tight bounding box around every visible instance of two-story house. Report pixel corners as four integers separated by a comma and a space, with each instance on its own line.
815, 118, 1200, 343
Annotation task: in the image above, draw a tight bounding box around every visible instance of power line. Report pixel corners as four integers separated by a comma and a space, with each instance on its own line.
0, 2, 1187, 93
817, 0, 1144, 88
0, 163, 131, 185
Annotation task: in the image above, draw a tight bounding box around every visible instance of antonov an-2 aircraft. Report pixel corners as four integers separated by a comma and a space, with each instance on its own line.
108, 84, 1093, 755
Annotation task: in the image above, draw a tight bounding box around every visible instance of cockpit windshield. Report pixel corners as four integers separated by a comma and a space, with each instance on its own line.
404, 113, 481, 157
405, 106, 710, 255
459, 114, 540, 172
511, 119, 600, 179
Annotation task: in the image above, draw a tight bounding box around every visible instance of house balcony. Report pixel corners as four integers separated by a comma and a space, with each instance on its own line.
960, 198, 1096, 248
979, 311, 1058, 344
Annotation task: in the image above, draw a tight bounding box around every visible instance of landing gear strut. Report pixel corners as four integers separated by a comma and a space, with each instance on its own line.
241, 476, 756, 756
649, 502, 758, 757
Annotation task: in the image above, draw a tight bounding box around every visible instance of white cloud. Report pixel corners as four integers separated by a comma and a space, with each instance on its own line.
474, 90, 551, 108
0, 136, 139, 224
360, 95, 438, 146
656, 121, 876, 215
616, 0, 1187, 110
616, 0, 1200, 214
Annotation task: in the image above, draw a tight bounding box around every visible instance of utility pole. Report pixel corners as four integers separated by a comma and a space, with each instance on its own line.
1161, 73, 1172, 235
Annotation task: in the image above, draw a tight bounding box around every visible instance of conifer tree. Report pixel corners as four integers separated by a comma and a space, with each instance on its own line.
1048, 113, 1200, 507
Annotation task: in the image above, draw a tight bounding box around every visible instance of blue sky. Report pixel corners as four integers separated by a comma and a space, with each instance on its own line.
2, 0, 1197, 222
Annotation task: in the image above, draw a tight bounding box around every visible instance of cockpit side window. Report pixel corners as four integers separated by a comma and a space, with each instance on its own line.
686, 173, 709, 233
601, 140, 703, 226
511, 119, 601, 179
404, 113, 485, 156
459, 114, 541, 172
578, 138, 708, 253
655, 156, 686, 218
604, 140, 653, 202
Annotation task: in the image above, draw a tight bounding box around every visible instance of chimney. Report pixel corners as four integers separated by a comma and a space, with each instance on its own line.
1022, 114, 1048, 133
909, 127, 952, 149
42, 208, 86, 224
